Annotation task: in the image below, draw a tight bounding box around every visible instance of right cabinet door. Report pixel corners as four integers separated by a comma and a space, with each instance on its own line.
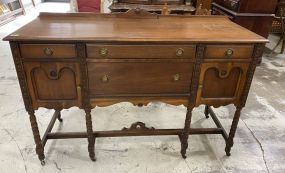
196, 62, 249, 107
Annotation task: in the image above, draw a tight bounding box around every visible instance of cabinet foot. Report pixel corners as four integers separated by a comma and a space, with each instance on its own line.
180, 106, 193, 159
226, 151, 231, 156
57, 111, 63, 122
181, 149, 187, 159
29, 110, 45, 163
88, 137, 96, 161
90, 156, 96, 162
40, 160, 46, 166
204, 105, 210, 119
85, 108, 96, 161
225, 106, 242, 156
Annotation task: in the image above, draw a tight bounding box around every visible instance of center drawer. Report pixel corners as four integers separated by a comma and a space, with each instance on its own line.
86, 44, 196, 59
88, 62, 193, 95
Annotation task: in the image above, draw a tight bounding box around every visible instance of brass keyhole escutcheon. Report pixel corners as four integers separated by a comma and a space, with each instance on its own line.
221, 70, 227, 76
43, 47, 53, 56
99, 48, 108, 57
176, 48, 184, 57
49, 70, 57, 78
173, 74, 180, 81
225, 48, 234, 57
101, 75, 109, 83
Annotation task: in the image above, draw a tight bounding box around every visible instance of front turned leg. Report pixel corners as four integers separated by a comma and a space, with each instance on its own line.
56, 110, 63, 122
28, 110, 45, 165
85, 108, 96, 161
225, 106, 242, 156
204, 105, 210, 119
180, 106, 194, 159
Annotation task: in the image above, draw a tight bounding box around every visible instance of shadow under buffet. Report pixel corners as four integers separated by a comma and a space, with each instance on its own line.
3, 9, 267, 165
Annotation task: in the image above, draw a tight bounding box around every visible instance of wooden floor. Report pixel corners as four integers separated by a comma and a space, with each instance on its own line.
0, 3, 285, 173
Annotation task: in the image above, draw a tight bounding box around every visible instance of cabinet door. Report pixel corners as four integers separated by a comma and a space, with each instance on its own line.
196, 62, 249, 107
24, 62, 82, 109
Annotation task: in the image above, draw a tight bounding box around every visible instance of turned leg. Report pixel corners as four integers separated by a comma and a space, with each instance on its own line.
85, 108, 96, 161
225, 106, 242, 156
28, 110, 45, 165
204, 105, 209, 119
281, 39, 285, 54
180, 106, 193, 159
57, 110, 63, 122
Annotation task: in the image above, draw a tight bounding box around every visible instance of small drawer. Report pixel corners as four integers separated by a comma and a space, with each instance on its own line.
205, 45, 254, 59
86, 44, 196, 59
20, 44, 76, 58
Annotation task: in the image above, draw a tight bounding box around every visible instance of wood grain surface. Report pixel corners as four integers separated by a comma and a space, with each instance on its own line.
3, 12, 267, 43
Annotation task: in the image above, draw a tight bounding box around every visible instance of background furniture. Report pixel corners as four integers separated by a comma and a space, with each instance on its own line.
212, 0, 278, 38
77, 0, 101, 12
109, 0, 196, 14
0, 0, 25, 26
271, 2, 285, 54
4, 10, 267, 165
196, 0, 211, 10
195, 3, 211, 15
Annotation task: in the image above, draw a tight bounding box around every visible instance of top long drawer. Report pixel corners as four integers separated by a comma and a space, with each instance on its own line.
20, 44, 76, 58
86, 44, 196, 59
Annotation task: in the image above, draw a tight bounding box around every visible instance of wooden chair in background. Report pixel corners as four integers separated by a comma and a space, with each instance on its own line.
70, 0, 102, 13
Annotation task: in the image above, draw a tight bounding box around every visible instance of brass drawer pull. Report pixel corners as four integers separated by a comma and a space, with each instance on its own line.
99, 48, 108, 57
176, 48, 184, 57
43, 47, 53, 56
225, 48, 234, 57
173, 74, 180, 81
101, 75, 109, 83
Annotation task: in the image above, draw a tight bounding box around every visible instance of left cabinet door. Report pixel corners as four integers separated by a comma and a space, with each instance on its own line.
24, 62, 82, 109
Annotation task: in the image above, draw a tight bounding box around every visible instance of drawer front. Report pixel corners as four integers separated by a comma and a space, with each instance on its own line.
20, 44, 76, 58
88, 62, 193, 95
205, 45, 254, 59
86, 44, 196, 59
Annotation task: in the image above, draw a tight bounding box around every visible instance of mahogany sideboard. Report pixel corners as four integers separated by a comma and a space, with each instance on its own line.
3, 10, 267, 165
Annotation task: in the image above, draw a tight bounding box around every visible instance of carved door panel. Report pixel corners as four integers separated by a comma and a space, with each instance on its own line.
24, 62, 82, 109
196, 62, 249, 107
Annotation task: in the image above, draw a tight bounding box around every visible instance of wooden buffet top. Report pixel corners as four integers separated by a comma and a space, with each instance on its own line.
4, 12, 266, 43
